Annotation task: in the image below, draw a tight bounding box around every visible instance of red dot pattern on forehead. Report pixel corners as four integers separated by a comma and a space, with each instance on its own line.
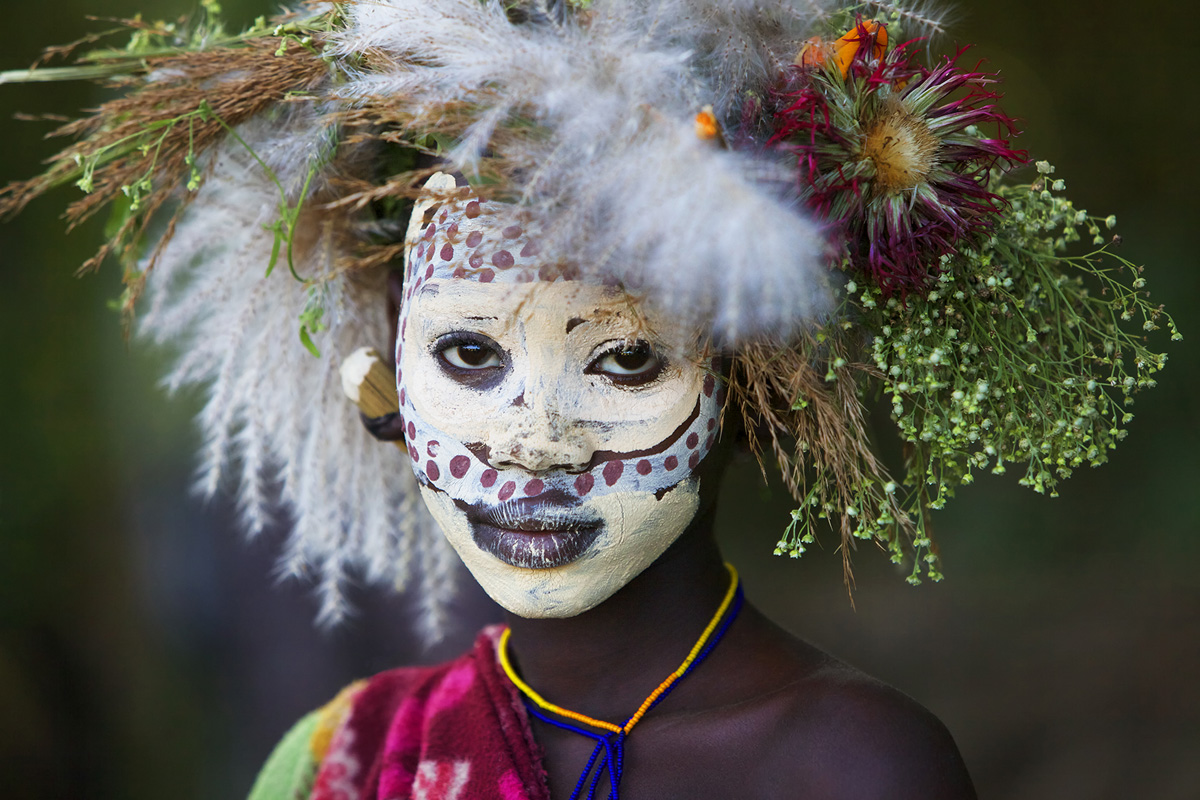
664, 455, 679, 471
450, 455, 471, 479
426, 440, 440, 457
689, 451, 701, 470
707, 418, 716, 431
481, 469, 498, 488
407, 190, 587, 289
524, 479, 544, 496
636, 459, 652, 475
686, 432, 699, 449
498, 481, 516, 501
427, 461, 441, 482
574, 473, 594, 496
703, 374, 715, 397
603, 460, 624, 487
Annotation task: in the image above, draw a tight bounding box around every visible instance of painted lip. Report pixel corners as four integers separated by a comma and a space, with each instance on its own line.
462, 492, 603, 569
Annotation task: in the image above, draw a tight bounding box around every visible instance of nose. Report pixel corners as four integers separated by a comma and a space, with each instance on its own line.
488, 381, 594, 474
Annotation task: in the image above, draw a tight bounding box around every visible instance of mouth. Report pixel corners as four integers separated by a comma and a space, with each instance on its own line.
460, 492, 604, 569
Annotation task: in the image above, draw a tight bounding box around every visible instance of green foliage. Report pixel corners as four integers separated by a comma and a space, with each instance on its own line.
775, 164, 1179, 580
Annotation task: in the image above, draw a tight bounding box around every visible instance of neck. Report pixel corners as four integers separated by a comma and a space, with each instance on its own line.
503, 514, 729, 723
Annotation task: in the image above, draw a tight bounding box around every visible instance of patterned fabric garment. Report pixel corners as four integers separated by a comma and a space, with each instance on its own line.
248, 627, 550, 800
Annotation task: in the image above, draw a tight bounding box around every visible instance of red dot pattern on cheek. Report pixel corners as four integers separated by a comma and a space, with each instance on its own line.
603, 461, 624, 487
479, 269, 495, 283
705, 434, 714, 450
465, 201, 480, 218
466, 230, 483, 248
426, 461, 441, 482
469, 253, 483, 269
524, 479, 544, 496
689, 452, 700, 470
427, 440, 440, 458
440, 244, 454, 261
493, 250, 514, 269
425, 264, 435, 280
574, 473, 594, 496
686, 432, 699, 449
707, 418, 716, 431
636, 459, 652, 475
399, 388, 406, 406
498, 481, 516, 501
410, 446, 420, 463
481, 469, 498, 488
703, 374, 715, 397
521, 240, 540, 258
664, 455, 678, 471
503, 225, 522, 239
450, 455, 471, 479
407, 421, 416, 440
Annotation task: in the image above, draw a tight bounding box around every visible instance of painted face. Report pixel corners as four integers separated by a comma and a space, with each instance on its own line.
397, 174, 725, 618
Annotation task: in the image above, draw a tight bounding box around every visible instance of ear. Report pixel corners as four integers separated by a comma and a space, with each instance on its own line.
386, 269, 405, 369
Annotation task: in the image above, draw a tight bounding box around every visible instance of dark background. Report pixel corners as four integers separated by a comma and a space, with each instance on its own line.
1, 1, 1196, 798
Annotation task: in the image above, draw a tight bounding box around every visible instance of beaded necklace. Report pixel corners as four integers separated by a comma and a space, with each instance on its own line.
498, 563, 744, 800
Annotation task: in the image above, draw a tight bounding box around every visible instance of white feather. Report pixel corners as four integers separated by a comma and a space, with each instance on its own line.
139, 111, 455, 631
337, 0, 838, 343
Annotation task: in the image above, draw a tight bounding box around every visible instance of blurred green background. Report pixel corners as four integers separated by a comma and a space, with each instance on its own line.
1, 1, 1196, 798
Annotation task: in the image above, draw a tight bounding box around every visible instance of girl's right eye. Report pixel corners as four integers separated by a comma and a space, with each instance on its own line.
437, 336, 504, 371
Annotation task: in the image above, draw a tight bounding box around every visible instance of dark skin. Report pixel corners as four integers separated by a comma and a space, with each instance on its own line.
381, 274, 977, 799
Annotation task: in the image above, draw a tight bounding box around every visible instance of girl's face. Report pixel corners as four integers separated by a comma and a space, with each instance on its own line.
398, 176, 724, 618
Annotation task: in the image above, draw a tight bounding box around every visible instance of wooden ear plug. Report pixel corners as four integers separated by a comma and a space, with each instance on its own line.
340, 347, 406, 450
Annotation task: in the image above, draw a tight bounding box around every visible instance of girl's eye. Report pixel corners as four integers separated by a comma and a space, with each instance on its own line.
589, 341, 664, 386
438, 338, 503, 371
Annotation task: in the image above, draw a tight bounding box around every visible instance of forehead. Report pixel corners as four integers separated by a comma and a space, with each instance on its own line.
411, 279, 631, 324
407, 278, 701, 356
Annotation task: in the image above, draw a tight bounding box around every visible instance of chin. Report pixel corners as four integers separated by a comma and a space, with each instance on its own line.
418, 481, 701, 618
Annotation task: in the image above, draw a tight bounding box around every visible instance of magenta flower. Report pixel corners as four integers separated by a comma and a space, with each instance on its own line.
771, 25, 1027, 296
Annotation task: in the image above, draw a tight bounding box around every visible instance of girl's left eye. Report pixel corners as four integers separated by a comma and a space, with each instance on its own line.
588, 341, 664, 386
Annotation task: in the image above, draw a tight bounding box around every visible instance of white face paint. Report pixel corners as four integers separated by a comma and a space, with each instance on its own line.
397, 175, 725, 618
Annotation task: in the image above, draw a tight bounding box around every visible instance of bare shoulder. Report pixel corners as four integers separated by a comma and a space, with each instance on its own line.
763, 655, 978, 800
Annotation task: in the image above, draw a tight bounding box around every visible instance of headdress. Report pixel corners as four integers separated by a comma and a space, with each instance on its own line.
1, 0, 1177, 630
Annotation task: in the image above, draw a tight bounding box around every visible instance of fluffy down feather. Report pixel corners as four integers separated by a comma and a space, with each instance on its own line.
139, 110, 457, 632
338, 0, 840, 343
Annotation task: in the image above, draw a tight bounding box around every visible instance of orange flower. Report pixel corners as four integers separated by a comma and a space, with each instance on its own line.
694, 105, 722, 143
832, 20, 887, 78
794, 21, 888, 79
